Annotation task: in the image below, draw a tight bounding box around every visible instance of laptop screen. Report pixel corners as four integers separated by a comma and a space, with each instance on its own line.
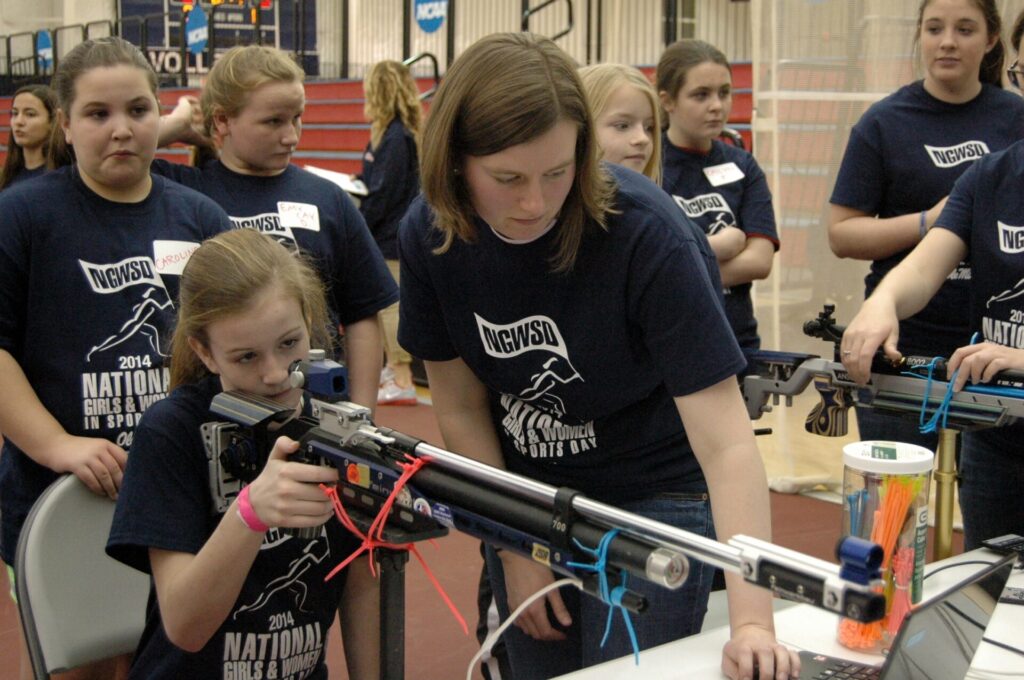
880, 554, 1015, 679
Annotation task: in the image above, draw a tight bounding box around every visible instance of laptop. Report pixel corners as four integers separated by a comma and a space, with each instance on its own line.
799, 553, 1015, 680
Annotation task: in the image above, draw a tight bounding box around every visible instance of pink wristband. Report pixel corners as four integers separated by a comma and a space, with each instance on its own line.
236, 485, 269, 533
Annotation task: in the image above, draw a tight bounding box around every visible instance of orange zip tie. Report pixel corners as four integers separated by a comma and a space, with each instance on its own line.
319, 455, 469, 635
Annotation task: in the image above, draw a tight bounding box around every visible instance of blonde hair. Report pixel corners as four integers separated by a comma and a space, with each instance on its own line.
420, 32, 614, 273
200, 45, 305, 138
169, 229, 332, 389
579, 63, 662, 183
363, 60, 423, 150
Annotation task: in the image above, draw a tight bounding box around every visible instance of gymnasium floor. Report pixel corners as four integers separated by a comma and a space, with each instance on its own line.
0, 391, 963, 680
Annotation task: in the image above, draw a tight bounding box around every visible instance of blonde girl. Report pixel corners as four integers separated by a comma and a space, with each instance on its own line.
360, 59, 423, 405
578, 63, 661, 182
157, 45, 398, 412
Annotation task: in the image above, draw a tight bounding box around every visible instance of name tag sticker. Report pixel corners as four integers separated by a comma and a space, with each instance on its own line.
152, 240, 200, 275
703, 162, 744, 186
277, 202, 320, 231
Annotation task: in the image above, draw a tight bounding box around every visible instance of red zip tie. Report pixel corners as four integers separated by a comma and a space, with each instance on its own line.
320, 455, 468, 635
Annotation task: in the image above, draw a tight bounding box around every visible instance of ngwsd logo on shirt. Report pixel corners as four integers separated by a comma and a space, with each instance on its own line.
476, 313, 597, 459
997, 221, 1024, 254
673, 192, 733, 219
672, 193, 736, 234
924, 141, 989, 168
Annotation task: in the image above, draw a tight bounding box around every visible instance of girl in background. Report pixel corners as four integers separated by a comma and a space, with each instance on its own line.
400, 32, 796, 679
157, 45, 397, 412
107, 228, 380, 679
0, 37, 230, 680
578, 63, 661, 181
829, 0, 1024, 446
657, 39, 777, 353
0, 84, 57, 190
360, 59, 423, 406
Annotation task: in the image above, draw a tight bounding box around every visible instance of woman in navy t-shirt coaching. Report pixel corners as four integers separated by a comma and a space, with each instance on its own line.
398, 31, 798, 680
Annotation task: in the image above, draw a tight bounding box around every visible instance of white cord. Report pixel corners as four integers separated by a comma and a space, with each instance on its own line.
464, 577, 583, 680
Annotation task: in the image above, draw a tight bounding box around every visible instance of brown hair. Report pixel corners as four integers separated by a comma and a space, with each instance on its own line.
47, 37, 158, 169
420, 32, 614, 273
579, 63, 662, 183
200, 45, 305, 139
916, 0, 1005, 87
169, 229, 332, 389
0, 84, 56, 190
1013, 7, 1024, 56
363, 59, 423, 149
656, 39, 731, 103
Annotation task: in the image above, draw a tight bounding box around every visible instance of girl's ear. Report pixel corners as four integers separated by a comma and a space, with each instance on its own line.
58, 109, 72, 145
658, 90, 675, 114
212, 108, 231, 140
187, 336, 219, 375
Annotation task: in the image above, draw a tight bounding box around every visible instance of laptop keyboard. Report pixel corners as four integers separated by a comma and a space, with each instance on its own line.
810, 660, 880, 679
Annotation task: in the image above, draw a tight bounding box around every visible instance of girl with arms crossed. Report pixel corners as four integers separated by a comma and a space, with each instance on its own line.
657, 39, 777, 353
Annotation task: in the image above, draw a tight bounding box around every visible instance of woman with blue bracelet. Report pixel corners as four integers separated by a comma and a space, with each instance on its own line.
840, 136, 1024, 550
828, 0, 1024, 448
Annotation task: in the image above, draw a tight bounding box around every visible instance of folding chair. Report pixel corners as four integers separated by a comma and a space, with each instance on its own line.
15, 475, 149, 679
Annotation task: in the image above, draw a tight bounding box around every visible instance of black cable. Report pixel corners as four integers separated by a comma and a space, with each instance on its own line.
920, 561, 1024, 658
922, 560, 996, 580
982, 636, 1024, 658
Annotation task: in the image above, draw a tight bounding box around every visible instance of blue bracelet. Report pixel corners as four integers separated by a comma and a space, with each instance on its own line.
919, 210, 928, 239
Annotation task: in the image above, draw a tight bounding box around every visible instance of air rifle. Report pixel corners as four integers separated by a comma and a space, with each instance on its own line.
202, 351, 887, 623
742, 305, 1024, 436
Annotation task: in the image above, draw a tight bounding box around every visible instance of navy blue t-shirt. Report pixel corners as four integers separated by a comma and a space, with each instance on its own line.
830, 80, 1024, 357
2, 164, 46, 188
935, 140, 1024, 449
0, 166, 231, 564
359, 119, 420, 260
661, 137, 778, 350
398, 164, 744, 504
108, 376, 359, 679
153, 159, 399, 326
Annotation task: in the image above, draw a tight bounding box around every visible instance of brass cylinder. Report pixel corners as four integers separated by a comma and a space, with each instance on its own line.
932, 429, 958, 560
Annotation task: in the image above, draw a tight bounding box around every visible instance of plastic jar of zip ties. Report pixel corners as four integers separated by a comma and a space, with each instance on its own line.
837, 440, 933, 653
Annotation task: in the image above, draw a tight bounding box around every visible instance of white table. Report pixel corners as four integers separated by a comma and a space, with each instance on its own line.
556, 549, 1024, 679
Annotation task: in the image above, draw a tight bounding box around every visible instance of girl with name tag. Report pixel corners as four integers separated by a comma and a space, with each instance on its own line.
157, 45, 397, 412
400, 32, 798, 680
656, 39, 778, 353
829, 0, 1024, 447
0, 36, 232, 680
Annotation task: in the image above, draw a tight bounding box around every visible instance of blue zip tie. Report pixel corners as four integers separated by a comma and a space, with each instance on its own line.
913, 333, 979, 434
566, 528, 641, 665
